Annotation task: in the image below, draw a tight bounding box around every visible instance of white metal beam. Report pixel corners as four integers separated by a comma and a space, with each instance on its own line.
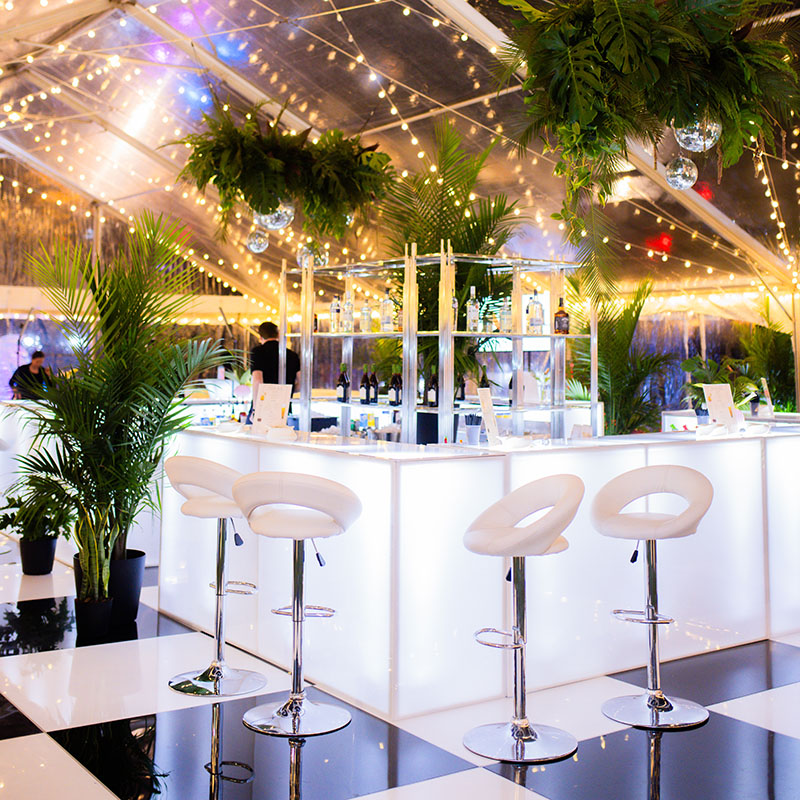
26, 68, 179, 175
424, 0, 791, 284
124, 2, 318, 136
0, 0, 120, 44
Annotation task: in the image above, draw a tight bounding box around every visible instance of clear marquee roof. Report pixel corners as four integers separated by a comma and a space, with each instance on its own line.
0, 0, 798, 326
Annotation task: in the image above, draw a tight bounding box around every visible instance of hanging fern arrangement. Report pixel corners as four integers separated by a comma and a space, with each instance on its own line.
499, 0, 800, 297
176, 99, 394, 244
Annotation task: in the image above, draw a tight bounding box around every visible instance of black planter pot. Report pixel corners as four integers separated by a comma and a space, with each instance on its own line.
416, 410, 459, 445
19, 537, 57, 575
73, 549, 146, 627
74, 598, 113, 645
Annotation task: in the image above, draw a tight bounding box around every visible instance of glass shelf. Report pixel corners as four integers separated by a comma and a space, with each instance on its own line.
310, 331, 403, 339
418, 331, 589, 339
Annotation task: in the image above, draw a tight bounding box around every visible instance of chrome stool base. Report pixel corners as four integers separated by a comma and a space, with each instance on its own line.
602, 693, 709, 730
463, 721, 577, 763
169, 663, 267, 697
242, 696, 351, 737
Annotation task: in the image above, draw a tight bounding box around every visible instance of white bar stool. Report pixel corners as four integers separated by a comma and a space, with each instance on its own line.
463, 474, 585, 763
592, 464, 713, 729
233, 471, 362, 737
165, 456, 267, 697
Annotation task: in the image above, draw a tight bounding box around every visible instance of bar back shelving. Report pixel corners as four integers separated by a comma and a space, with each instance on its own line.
279, 243, 599, 444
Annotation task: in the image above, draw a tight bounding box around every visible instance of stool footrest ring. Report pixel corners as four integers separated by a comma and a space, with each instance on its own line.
272, 604, 335, 618
204, 760, 254, 784
474, 627, 523, 649
208, 581, 258, 596
612, 608, 673, 625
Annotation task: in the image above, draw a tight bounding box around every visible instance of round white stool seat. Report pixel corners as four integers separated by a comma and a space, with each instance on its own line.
232, 471, 362, 738
166, 456, 243, 519
465, 474, 584, 558
591, 465, 713, 541
164, 456, 265, 698
233, 472, 362, 541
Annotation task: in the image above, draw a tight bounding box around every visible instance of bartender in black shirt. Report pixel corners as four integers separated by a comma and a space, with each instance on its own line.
9, 350, 47, 400
250, 322, 300, 397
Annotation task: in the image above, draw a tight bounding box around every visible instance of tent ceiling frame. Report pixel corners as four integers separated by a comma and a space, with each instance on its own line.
423, 0, 792, 287
0, 0, 123, 45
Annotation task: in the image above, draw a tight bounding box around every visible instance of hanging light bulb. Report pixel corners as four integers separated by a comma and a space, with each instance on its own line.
672, 118, 722, 152
247, 227, 269, 253
665, 156, 699, 189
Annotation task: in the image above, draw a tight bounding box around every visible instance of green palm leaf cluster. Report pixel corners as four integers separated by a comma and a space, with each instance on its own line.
17, 213, 227, 602
500, 0, 800, 297
378, 121, 524, 380
572, 280, 675, 434
736, 310, 795, 408
177, 100, 393, 242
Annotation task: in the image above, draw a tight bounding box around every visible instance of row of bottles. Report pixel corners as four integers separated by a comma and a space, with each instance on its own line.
336, 364, 404, 406
324, 288, 568, 335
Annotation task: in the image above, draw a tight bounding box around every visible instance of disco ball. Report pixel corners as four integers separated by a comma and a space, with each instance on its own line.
247, 227, 269, 253
296, 244, 329, 268
253, 199, 295, 230
665, 156, 698, 190
672, 118, 722, 153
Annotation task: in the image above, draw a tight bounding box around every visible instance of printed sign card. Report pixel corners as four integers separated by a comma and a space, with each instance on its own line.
252, 384, 292, 434
477, 387, 501, 445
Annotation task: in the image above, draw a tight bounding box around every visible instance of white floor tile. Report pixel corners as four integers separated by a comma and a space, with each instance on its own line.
358, 767, 548, 800
0, 632, 290, 731
0, 733, 117, 799
396, 676, 632, 766
0, 562, 77, 604
710, 681, 800, 739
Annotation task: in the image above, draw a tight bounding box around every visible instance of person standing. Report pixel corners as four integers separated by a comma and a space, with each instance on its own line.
9, 351, 48, 400
250, 322, 300, 398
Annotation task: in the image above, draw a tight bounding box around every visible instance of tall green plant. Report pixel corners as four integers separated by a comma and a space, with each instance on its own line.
737, 312, 795, 408
379, 121, 524, 379
572, 280, 675, 434
17, 213, 227, 602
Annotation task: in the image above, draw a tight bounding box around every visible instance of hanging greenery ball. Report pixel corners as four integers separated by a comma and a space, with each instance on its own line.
672, 119, 723, 153
247, 228, 270, 253
296, 243, 329, 268
254, 199, 295, 231
665, 157, 699, 190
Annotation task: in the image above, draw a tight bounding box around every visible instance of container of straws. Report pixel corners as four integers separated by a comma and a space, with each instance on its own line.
464, 413, 482, 446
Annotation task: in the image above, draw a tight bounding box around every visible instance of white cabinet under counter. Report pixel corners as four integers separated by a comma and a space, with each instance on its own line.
159, 426, 800, 720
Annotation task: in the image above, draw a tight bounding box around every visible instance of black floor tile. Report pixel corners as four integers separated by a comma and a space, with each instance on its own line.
51, 686, 474, 800
611, 639, 800, 706
490, 712, 800, 800
0, 695, 39, 740
0, 596, 190, 655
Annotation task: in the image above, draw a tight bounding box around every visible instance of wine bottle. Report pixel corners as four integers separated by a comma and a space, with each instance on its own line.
553, 297, 570, 334
388, 365, 402, 406
359, 298, 371, 333
479, 365, 490, 388
380, 289, 394, 332
526, 289, 544, 335
466, 285, 480, 333
456, 374, 466, 402
336, 363, 350, 403
369, 365, 379, 404
359, 365, 370, 405
330, 295, 341, 334
341, 292, 354, 333
313, 313, 319, 333
427, 365, 439, 407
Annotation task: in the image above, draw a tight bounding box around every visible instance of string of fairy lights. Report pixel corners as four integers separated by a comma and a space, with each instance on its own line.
0, 0, 796, 318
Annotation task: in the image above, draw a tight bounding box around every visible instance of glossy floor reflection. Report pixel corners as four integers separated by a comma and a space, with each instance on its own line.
489, 712, 800, 799
0, 595, 190, 655
53, 687, 475, 800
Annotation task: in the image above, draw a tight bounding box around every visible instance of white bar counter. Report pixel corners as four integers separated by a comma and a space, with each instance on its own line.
159, 425, 800, 720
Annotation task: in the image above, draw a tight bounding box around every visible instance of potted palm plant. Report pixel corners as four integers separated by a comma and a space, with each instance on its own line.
18, 213, 226, 640
680, 355, 759, 418
0, 491, 72, 575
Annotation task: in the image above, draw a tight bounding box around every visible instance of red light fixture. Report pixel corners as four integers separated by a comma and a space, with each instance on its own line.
645, 232, 673, 253
694, 181, 713, 201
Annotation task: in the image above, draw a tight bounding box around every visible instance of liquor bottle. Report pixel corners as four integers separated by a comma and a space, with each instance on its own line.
313, 313, 319, 333
479, 364, 490, 388
369, 365, 380, 404
553, 297, 570, 334
359, 365, 371, 405
451, 292, 459, 329
336, 363, 350, 403
499, 296, 513, 333
455, 374, 466, 402
341, 292, 354, 333
388, 365, 402, 406
359, 298, 371, 333
330, 295, 341, 334
526, 289, 544, 335
380, 289, 394, 332
426, 365, 439, 407
466, 285, 480, 333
